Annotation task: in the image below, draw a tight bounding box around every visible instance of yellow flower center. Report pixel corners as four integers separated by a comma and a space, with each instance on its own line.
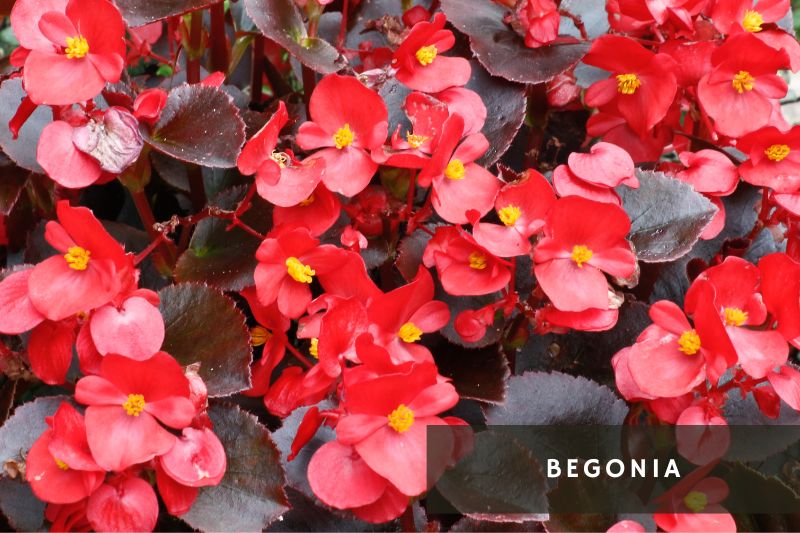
406, 133, 428, 149
285, 257, 315, 283
732, 70, 754, 93
122, 394, 146, 417
498, 205, 521, 226
616, 73, 641, 95
723, 307, 748, 327
765, 144, 790, 162
250, 326, 272, 347
571, 245, 593, 268
309, 338, 319, 358
468, 252, 487, 270
64, 246, 91, 271
298, 194, 315, 206
333, 124, 354, 149
387, 404, 414, 433
397, 322, 423, 343
65, 35, 89, 59
742, 9, 764, 32
683, 490, 708, 513
54, 458, 69, 471
270, 151, 289, 168
678, 329, 701, 355
415, 45, 437, 66
445, 159, 466, 180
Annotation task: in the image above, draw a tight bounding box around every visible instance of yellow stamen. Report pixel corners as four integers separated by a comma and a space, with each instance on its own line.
415, 45, 437, 66
683, 491, 708, 513
742, 10, 764, 32
678, 329, 701, 355
270, 151, 289, 168
387, 404, 414, 433
122, 394, 145, 417
444, 159, 465, 180
64, 246, 90, 271
406, 133, 428, 149
571, 245, 593, 268
723, 307, 748, 327
397, 322, 423, 343
65, 35, 89, 59
498, 205, 521, 226
309, 338, 319, 358
732, 71, 754, 93
250, 326, 271, 347
285, 257, 315, 283
765, 144, 790, 162
298, 194, 315, 206
333, 124, 354, 149
616, 73, 641, 95
54, 458, 69, 471
468, 252, 487, 270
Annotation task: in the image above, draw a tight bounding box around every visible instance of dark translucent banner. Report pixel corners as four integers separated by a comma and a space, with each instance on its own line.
426, 425, 800, 516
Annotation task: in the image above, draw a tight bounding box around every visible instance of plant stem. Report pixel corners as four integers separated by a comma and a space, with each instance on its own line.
209, 1, 229, 73
337, 0, 349, 49
186, 10, 203, 84
187, 165, 207, 211
129, 189, 176, 271
251, 34, 265, 104
283, 339, 313, 369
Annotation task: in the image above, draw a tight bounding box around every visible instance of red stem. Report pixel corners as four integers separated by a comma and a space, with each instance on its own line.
337, 0, 349, 49
283, 339, 313, 369
186, 10, 203, 84
251, 34, 265, 104
209, 2, 229, 73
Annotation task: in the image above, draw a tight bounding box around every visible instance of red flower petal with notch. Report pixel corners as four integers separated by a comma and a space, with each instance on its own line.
11, 0, 126, 105
86, 475, 159, 533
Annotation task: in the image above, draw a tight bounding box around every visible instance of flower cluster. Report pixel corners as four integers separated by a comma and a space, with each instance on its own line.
0, 202, 226, 530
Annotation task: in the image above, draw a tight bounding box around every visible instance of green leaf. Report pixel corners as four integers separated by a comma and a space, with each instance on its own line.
175, 186, 272, 291
158, 283, 252, 396
143, 84, 246, 168
181, 402, 289, 531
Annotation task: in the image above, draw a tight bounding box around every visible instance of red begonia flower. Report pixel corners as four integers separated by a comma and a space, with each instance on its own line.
423, 226, 511, 296
296, 74, 388, 196
536, 304, 620, 333
586, 111, 673, 164
89, 293, 164, 361
711, 0, 789, 35
553, 164, 622, 205
36, 120, 105, 188
454, 306, 496, 342
653, 475, 736, 533
767, 365, 800, 411
516, 0, 560, 48
567, 142, 638, 188
697, 33, 789, 138
11, 0, 125, 105
86, 475, 159, 533
471, 169, 556, 257
45, 500, 92, 532
392, 13, 471, 93
28, 318, 77, 385
608, 520, 646, 532
367, 267, 449, 364
74, 352, 196, 471
272, 183, 340, 237
27, 201, 132, 322
418, 114, 500, 224
759, 252, 800, 341
238, 101, 326, 207
685, 257, 789, 379
154, 460, 199, 516
738, 125, 800, 192
676, 150, 739, 196
133, 88, 168, 125
159, 427, 226, 487
336, 363, 459, 496
26, 403, 103, 504
254, 226, 346, 318
0, 267, 45, 334
241, 288, 290, 398
583, 35, 678, 136
533, 196, 636, 312
623, 301, 716, 398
